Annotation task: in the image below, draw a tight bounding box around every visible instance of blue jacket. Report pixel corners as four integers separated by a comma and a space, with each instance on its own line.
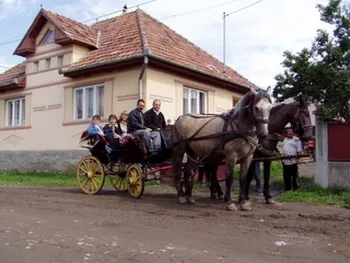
87, 123, 104, 140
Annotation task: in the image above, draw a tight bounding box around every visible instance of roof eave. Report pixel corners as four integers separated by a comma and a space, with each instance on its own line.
0, 79, 24, 90
147, 55, 251, 93
61, 55, 145, 77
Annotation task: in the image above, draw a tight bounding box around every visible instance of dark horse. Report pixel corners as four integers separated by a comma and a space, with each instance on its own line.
171, 88, 272, 211
206, 96, 313, 206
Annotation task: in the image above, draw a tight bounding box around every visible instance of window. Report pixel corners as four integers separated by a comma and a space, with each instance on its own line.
46, 58, 51, 69
6, 98, 25, 127
233, 96, 240, 106
183, 87, 207, 114
34, 61, 39, 71
74, 85, 104, 120
58, 56, 64, 67
41, 30, 55, 44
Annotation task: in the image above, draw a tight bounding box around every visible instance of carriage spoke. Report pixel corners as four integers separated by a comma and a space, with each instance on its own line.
76, 156, 105, 195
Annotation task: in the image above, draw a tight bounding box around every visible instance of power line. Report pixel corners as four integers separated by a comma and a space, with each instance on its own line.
161, 0, 242, 20
223, 0, 263, 73
82, 0, 158, 23
225, 0, 263, 17
0, 0, 159, 47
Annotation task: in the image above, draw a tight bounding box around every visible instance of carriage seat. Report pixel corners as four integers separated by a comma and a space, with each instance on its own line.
79, 130, 110, 149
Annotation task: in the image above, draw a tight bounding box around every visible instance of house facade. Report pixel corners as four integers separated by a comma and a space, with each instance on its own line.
0, 9, 256, 170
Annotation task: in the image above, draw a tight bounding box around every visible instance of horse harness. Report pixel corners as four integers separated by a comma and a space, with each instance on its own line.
173, 113, 262, 163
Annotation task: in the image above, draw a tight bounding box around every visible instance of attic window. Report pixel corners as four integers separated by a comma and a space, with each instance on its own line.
41, 30, 55, 44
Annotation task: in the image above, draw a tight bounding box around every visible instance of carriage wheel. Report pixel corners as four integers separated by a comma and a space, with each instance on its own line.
76, 156, 105, 195
109, 175, 128, 192
126, 164, 144, 198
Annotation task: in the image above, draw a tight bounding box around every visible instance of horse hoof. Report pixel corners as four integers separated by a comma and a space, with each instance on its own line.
218, 194, 224, 201
266, 198, 276, 205
178, 196, 187, 204
245, 200, 252, 206
187, 196, 196, 204
240, 202, 252, 211
226, 203, 238, 211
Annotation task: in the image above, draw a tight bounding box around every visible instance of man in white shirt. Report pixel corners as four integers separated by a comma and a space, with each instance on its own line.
282, 125, 303, 191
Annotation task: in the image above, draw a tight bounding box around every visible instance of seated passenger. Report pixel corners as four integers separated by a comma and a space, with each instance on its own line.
103, 114, 122, 150
118, 110, 129, 136
87, 115, 104, 143
144, 99, 166, 132
127, 99, 161, 155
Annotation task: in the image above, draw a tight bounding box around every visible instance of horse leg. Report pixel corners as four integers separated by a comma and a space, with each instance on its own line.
211, 164, 223, 200
244, 161, 256, 206
224, 157, 238, 211
263, 161, 275, 204
172, 145, 186, 204
239, 154, 254, 211
184, 159, 196, 204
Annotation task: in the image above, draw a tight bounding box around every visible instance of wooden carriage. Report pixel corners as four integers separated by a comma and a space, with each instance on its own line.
76, 129, 173, 198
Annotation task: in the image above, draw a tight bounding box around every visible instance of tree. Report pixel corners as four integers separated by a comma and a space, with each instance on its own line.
273, 0, 350, 121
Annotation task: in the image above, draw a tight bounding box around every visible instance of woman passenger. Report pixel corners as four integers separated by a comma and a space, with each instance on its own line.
103, 114, 122, 150
118, 110, 129, 135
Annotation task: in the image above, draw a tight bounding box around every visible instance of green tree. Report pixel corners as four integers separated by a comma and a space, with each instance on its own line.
273, 0, 350, 121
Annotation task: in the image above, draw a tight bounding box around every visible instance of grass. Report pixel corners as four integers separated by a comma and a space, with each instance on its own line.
0, 171, 162, 187
276, 177, 350, 208
232, 161, 283, 180
0, 171, 77, 187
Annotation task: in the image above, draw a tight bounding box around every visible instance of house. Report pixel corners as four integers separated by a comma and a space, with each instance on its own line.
0, 8, 256, 170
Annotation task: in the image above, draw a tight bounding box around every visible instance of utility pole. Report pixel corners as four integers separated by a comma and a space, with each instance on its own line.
222, 0, 263, 75
223, 12, 227, 74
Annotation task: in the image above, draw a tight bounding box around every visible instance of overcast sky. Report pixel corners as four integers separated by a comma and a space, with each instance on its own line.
0, 0, 343, 88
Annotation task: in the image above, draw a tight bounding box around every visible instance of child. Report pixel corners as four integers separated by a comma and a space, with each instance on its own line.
87, 115, 104, 142
281, 125, 303, 191
103, 114, 122, 150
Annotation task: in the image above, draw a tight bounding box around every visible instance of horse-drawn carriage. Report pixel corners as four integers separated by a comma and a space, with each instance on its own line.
76, 88, 314, 211
76, 128, 174, 198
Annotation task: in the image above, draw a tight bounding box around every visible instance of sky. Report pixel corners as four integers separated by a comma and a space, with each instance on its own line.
0, 0, 343, 88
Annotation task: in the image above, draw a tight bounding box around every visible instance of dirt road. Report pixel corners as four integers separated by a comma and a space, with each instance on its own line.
1, 184, 349, 263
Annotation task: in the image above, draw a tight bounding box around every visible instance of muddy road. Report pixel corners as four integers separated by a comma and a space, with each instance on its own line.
1, 185, 349, 263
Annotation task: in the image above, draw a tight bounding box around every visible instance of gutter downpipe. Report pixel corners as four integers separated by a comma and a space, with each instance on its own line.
138, 53, 149, 100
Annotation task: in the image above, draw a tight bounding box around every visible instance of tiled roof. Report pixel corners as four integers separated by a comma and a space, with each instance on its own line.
64, 9, 255, 89
66, 11, 143, 69
0, 63, 26, 88
43, 9, 98, 48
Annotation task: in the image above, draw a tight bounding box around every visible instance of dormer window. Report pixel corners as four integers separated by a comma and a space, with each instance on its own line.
41, 30, 55, 44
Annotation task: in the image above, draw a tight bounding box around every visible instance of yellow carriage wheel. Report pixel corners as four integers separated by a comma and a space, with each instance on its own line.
76, 156, 105, 195
126, 164, 144, 198
109, 175, 128, 192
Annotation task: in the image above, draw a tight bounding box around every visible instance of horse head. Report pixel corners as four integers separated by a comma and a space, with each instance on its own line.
291, 96, 313, 139
233, 86, 272, 137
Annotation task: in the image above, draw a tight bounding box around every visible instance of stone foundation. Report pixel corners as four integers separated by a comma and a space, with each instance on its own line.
0, 150, 88, 172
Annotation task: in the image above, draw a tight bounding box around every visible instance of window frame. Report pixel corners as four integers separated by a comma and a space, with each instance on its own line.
6, 98, 26, 127
73, 84, 104, 120
58, 55, 64, 67
41, 30, 55, 45
183, 87, 208, 114
46, 58, 51, 69
34, 61, 39, 72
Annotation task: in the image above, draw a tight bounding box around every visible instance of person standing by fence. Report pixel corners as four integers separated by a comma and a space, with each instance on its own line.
281, 124, 303, 191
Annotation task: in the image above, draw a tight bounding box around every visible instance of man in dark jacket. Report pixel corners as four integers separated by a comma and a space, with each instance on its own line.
144, 99, 166, 131
127, 99, 161, 154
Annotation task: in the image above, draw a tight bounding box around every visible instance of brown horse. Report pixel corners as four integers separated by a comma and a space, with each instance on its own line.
171, 87, 272, 211
206, 97, 313, 205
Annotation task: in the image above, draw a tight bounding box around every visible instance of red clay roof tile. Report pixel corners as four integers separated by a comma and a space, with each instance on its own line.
64, 9, 255, 89
43, 9, 98, 48
0, 63, 26, 87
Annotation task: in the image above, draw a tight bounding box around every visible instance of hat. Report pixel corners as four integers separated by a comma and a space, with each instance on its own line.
284, 123, 292, 129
